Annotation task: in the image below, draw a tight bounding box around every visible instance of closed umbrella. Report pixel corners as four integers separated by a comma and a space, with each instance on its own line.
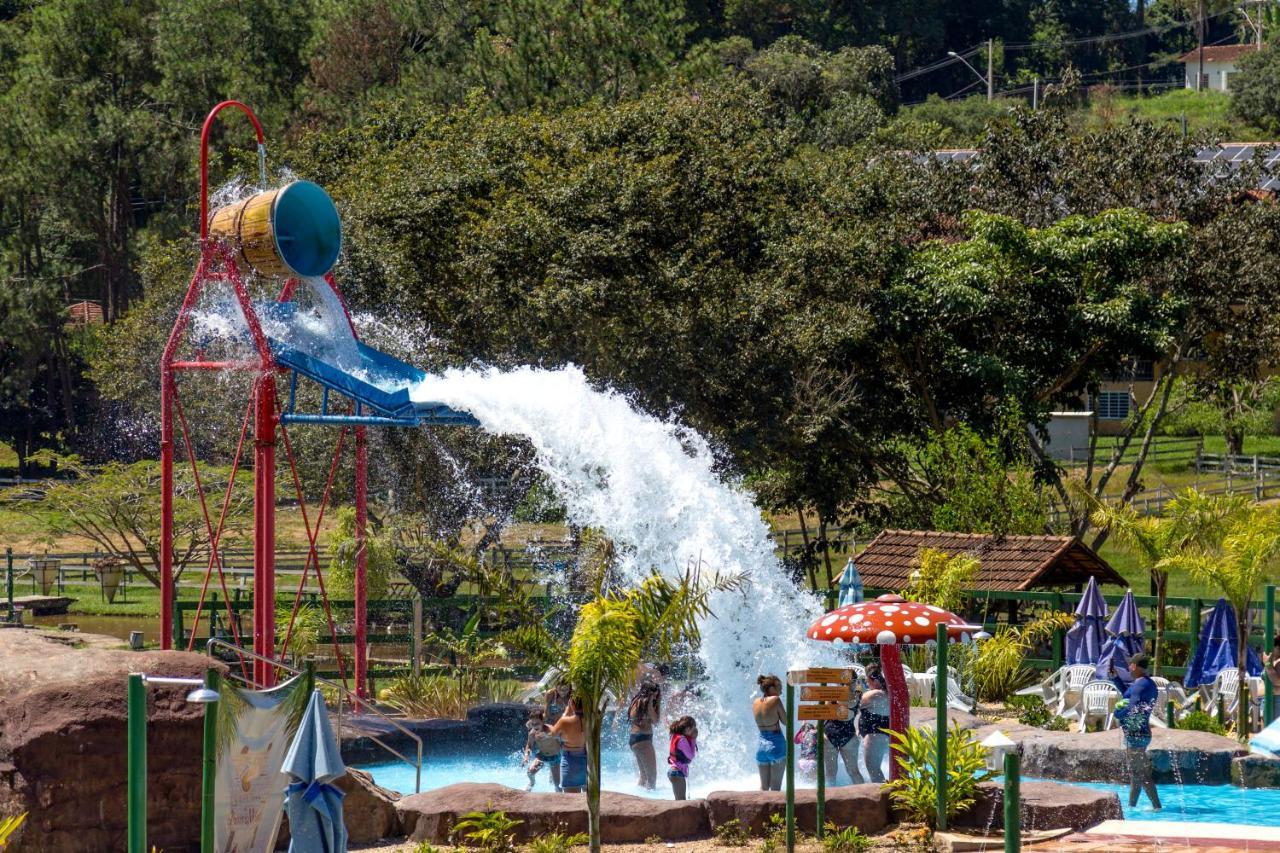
283, 689, 347, 853
837, 557, 864, 607
1095, 589, 1145, 681
1065, 577, 1108, 666
1185, 598, 1263, 689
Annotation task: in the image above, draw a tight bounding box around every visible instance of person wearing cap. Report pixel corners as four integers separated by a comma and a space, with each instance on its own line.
1109, 652, 1162, 811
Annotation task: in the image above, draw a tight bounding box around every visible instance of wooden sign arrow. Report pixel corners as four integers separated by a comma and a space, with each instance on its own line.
787, 667, 854, 685
801, 685, 851, 702
797, 703, 851, 721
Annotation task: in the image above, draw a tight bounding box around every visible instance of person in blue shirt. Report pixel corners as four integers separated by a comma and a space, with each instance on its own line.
1110, 652, 1162, 810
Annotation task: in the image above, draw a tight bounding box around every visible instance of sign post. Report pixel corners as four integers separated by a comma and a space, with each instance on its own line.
787, 667, 855, 845
1003, 751, 1021, 853
1266, 585, 1275, 724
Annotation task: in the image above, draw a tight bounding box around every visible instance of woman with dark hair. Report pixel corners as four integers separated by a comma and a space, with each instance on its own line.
858, 664, 891, 783
551, 694, 587, 793
667, 716, 698, 800
628, 680, 662, 789
754, 674, 787, 790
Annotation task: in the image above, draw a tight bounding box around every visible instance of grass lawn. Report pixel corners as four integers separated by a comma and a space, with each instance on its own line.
1082, 88, 1271, 141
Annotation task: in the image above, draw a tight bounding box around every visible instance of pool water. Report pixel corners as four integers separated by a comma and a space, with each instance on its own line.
1056, 778, 1280, 827
361, 742, 879, 800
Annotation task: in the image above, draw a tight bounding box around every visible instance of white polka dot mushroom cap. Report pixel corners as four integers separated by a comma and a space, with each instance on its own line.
806, 593, 976, 645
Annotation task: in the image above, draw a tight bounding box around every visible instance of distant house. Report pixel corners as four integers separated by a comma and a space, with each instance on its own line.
1178, 44, 1262, 92
844, 529, 1128, 593
66, 300, 104, 326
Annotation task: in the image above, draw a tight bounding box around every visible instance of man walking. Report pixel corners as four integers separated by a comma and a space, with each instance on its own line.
1111, 652, 1162, 811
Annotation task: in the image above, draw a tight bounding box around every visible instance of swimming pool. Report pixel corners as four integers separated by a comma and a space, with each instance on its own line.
360, 741, 879, 800
362, 750, 1280, 829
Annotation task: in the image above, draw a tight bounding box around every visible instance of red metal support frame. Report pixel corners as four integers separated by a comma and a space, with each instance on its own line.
253, 374, 278, 687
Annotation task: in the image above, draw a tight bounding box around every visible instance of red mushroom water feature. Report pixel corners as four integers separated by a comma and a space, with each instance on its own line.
806, 593, 977, 781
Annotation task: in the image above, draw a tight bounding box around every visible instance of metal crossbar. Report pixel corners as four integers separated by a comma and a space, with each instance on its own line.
205, 638, 422, 793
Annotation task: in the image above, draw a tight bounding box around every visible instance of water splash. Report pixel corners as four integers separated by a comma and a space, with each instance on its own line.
412, 364, 836, 779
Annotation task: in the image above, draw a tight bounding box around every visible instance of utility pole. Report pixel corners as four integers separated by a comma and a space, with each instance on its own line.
1197, 0, 1206, 92
987, 38, 995, 101
1033, 76, 1039, 109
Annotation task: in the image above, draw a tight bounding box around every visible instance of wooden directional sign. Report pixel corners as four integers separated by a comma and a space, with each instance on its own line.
801, 685, 851, 702
787, 667, 854, 686
797, 703, 851, 721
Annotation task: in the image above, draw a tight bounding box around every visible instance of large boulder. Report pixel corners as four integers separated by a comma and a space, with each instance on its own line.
956, 780, 1122, 832
0, 630, 222, 852
395, 782, 710, 843
704, 786, 889, 835
1233, 752, 1280, 788
1016, 728, 1244, 784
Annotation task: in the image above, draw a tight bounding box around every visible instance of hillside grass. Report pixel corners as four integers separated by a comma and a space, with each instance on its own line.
1082, 88, 1271, 141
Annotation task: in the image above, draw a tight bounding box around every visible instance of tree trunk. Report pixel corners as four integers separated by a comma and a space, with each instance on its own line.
586, 702, 604, 853
797, 510, 818, 592
1239, 608, 1251, 743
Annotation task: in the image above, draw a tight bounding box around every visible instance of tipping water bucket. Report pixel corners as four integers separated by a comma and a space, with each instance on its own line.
208, 180, 342, 278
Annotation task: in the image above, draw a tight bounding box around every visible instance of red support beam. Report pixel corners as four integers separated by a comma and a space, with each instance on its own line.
354, 425, 369, 698
253, 374, 278, 687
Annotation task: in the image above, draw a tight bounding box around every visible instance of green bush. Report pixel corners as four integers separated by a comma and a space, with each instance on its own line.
1005, 694, 1070, 730
822, 824, 872, 853
452, 809, 522, 853
886, 722, 993, 828
1179, 710, 1228, 736
713, 818, 750, 846
524, 831, 588, 853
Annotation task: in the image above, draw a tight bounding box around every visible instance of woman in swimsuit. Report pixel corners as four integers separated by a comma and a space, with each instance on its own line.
858, 664, 891, 783
823, 684, 864, 785
544, 683, 572, 725
753, 674, 787, 791
550, 694, 587, 793
628, 680, 662, 789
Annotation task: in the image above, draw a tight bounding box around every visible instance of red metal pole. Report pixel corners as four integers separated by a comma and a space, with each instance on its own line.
160, 371, 174, 650
354, 425, 369, 700
199, 101, 265, 240
880, 644, 910, 782
253, 374, 277, 687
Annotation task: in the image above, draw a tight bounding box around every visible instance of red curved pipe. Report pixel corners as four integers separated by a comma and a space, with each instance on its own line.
199, 100, 266, 240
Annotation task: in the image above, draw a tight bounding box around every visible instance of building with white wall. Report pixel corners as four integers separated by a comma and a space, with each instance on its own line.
1179, 44, 1263, 91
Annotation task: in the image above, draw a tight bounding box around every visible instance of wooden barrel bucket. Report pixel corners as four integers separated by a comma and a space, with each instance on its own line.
208, 180, 341, 278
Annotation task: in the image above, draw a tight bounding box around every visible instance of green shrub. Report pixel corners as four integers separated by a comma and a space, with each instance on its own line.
822, 824, 872, 853
452, 809, 522, 853
524, 831, 588, 853
1179, 710, 1228, 736
886, 722, 993, 827
411, 843, 445, 853
713, 818, 750, 846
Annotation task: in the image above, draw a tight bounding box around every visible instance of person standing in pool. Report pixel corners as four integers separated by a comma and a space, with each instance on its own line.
667, 716, 698, 800
551, 694, 587, 793
858, 664, 891, 783
521, 709, 563, 792
628, 680, 662, 789
823, 684, 864, 785
544, 682, 572, 725
1111, 652, 1162, 811
754, 674, 788, 791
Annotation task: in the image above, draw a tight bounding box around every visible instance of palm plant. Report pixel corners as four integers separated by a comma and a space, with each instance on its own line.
1090, 488, 1249, 675
566, 567, 744, 853
427, 611, 508, 709
1164, 506, 1280, 742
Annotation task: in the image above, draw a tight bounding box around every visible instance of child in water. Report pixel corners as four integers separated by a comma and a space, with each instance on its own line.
667, 716, 698, 800
794, 722, 818, 780
521, 709, 563, 792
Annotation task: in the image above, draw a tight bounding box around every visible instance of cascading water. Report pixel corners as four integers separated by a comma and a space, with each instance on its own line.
412, 365, 839, 782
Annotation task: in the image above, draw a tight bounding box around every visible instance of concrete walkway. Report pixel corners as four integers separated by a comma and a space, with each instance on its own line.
1017, 819, 1280, 851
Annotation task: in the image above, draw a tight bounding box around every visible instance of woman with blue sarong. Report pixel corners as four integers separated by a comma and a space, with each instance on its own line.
754, 674, 788, 790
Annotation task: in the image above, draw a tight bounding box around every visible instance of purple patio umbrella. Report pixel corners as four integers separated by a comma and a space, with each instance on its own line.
1065, 576, 1108, 666
1095, 589, 1145, 681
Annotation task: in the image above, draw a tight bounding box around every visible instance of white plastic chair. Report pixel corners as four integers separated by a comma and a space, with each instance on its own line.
1077, 680, 1122, 732
1057, 665, 1099, 720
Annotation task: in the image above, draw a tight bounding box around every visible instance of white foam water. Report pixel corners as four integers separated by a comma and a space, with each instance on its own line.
412, 364, 837, 781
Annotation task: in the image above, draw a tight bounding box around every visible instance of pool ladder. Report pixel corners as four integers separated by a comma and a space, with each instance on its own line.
205, 638, 422, 793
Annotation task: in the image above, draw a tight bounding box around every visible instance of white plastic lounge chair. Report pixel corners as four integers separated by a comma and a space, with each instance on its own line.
1057, 664, 1099, 720
1077, 680, 1122, 732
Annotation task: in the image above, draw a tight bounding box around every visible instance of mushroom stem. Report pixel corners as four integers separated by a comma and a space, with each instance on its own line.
879, 644, 909, 782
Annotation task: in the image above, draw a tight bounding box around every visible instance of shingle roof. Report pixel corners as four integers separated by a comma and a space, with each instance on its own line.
846, 529, 1127, 592
1177, 44, 1262, 64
